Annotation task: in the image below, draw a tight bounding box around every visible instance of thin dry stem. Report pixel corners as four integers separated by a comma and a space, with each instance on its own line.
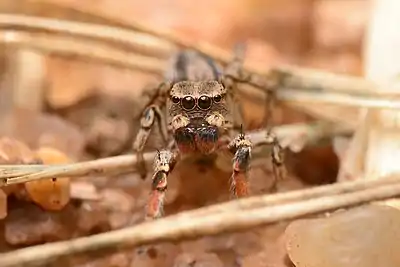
272, 66, 383, 95
0, 152, 156, 185
0, 121, 351, 186
277, 88, 400, 110
192, 174, 400, 217
0, 14, 176, 58
4, 9, 232, 64
1, 178, 400, 267
0, 30, 166, 75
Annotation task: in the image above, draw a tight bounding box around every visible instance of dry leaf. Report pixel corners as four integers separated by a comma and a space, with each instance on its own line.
285, 205, 400, 267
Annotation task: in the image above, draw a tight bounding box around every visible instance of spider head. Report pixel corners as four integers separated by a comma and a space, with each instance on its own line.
168, 81, 227, 119
168, 81, 228, 154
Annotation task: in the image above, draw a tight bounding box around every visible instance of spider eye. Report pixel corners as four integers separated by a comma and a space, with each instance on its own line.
181, 96, 196, 110
213, 95, 222, 103
171, 96, 180, 104
198, 95, 212, 110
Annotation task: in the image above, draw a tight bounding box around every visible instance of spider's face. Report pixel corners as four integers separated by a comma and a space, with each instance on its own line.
168, 81, 227, 119
168, 81, 228, 154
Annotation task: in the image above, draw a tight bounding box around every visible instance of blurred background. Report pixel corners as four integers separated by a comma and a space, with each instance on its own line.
48, 0, 367, 74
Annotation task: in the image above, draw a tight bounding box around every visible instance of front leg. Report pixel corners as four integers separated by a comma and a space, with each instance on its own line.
145, 149, 178, 220
228, 130, 252, 198
132, 82, 171, 179
223, 46, 286, 192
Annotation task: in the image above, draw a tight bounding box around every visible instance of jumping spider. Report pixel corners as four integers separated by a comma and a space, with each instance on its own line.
133, 48, 285, 219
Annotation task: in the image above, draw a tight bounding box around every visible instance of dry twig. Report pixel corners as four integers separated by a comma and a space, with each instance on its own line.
1, 175, 400, 267
0, 30, 166, 75
0, 121, 351, 186
192, 174, 400, 217
0, 152, 155, 185
0, 14, 176, 58
0, 13, 229, 64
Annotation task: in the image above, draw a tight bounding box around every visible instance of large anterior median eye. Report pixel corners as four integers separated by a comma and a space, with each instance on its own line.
198, 95, 212, 110
181, 96, 196, 110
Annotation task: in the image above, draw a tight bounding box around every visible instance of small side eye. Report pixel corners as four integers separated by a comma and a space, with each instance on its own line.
213, 95, 222, 103
171, 96, 180, 104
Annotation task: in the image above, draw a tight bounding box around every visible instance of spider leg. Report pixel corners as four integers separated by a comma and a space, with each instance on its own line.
261, 73, 286, 192
132, 82, 171, 179
221, 45, 247, 135
145, 149, 178, 220
222, 44, 280, 130
265, 132, 286, 192
222, 45, 286, 192
227, 128, 252, 198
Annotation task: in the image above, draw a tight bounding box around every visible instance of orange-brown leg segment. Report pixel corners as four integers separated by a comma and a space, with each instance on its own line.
228, 130, 252, 198
145, 149, 178, 220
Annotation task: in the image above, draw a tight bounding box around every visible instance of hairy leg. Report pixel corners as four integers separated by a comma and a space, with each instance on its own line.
221, 45, 247, 135
132, 82, 171, 178
222, 46, 286, 192
227, 129, 252, 198
265, 132, 286, 192
145, 149, 178, 220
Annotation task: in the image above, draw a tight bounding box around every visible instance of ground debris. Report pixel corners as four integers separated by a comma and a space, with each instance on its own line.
73, 252, 132, 267
173, 252, 224, 267
59, 93, 141, 157
0, 137, 42, 218
130, 243, 180, 267
70, 181, 101, 201
0, 136, 40, 165
4, 202, 77, 246
0, 109, 85, 160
